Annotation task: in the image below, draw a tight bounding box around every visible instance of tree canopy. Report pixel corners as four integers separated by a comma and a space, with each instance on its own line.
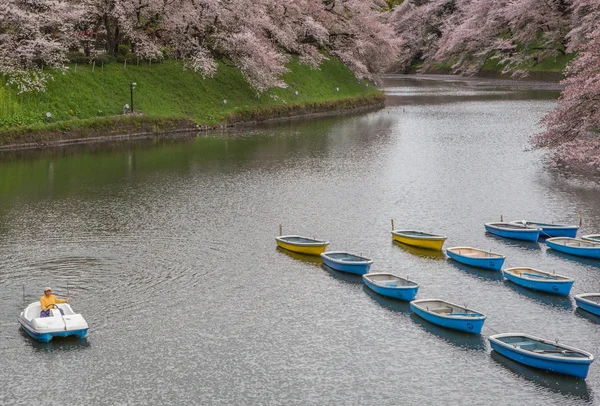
0, 0, 400, 93
391, 0, 600, 171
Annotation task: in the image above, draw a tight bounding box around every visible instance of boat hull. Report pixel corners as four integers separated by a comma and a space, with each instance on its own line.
538, 227, 578, 238
362, 277, 418, 301
546, 239, 600, 259
485, 224, 540, 242
275, 239, 327, 255
489, 338, 592, 379
320, 255, 372, 275
409, 303, 485, 334
512, 222, 579, 238
391, 233, 445, 251
19, 321, 88, 343
446, 249, 504, 270
503, 271, 573, 296
575, 295, 600, 317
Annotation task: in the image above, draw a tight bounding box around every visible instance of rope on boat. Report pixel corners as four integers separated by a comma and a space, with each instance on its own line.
483, 324, 501, 337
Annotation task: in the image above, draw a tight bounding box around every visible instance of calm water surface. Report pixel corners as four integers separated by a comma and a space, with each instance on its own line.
0, 76, 599, 405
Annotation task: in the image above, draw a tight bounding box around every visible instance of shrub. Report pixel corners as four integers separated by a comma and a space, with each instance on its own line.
67, 52, 92, 64
93, 54, 115, 65
117, 44, 130, 56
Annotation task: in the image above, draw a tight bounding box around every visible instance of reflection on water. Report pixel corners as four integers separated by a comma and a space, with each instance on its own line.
546, 249, 600, 269
19, 330, 90, 353
362, 284, 412, 314
484, 233, 542, 251
448, 261, 505, 283
503, 280, 574, 311
410, 313, 487, 352
490, 351, 593, 402
384, 74, 562, 107
392, 240, 446, 260
575, 308, 600, 325
321, 264, 363, 285
275, 246, 323, 265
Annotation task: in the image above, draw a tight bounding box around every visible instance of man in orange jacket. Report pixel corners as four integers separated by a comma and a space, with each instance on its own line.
40, 287, 70, 317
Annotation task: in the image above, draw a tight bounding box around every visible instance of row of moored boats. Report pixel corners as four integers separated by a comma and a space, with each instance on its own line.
275, 220, 600, 380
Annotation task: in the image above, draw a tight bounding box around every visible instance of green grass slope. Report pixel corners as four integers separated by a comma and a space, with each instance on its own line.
407, 53, 573, 80
0, 57, 381, 134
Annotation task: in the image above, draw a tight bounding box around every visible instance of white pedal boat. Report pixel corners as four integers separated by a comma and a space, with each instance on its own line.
19, 302, 89, 342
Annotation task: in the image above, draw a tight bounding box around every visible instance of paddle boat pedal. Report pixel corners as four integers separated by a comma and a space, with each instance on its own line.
19, 302, 89, 343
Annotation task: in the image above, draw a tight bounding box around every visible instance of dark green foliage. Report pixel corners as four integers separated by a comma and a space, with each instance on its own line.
117, 44, 130, 56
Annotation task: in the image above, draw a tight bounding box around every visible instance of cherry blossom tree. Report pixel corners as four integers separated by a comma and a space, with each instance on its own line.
322, 0, 400, 82
497, 0, 570, 73
388, 0, 599, 170
566, 0, 600, 51
0, 0, 85, 92
392, 0, 571, 75
150, 0, 400, 90
432, 0, 512, 75
0, 0, 400, 92
391, 0, 455, 72
534, 0, 600, 170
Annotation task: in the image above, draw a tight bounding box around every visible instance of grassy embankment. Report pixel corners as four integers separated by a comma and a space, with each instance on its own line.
0, 57, 382, 147
408, 53, 574, 80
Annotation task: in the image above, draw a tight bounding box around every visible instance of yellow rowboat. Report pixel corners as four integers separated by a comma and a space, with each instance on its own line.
275, 235, 329, 256
391, 230, 447, 251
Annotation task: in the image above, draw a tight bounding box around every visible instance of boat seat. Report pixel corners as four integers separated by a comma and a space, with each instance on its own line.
429, 307, 453, 314
509, 341, 536, 347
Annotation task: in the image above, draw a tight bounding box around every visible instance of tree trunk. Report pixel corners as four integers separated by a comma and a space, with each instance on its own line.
103, 14, 112, 55
113, 25, 120, 55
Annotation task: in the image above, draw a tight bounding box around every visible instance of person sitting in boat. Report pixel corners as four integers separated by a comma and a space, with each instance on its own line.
40, 287, 70, 317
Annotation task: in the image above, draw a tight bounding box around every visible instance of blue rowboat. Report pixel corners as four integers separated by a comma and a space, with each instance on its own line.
320, 251, 373, 275
546, 237, 600, 259
446, 247, 505, 270
485, 222, 541, 242
582, 234, 600, 243
362, 273, 419, 301
409, 299, 486, 334
510, 221, 579, 238
574, 293, 600, 317
488, 333, 595, 379
502, 267, 574, 296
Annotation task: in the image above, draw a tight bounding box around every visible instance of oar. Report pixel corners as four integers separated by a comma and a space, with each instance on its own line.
521, 272, 559, 280
532, 349, 580, 355
445, 313, 481, 317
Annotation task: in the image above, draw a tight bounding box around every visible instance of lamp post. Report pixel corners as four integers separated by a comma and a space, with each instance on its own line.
130, 82, 137, 113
